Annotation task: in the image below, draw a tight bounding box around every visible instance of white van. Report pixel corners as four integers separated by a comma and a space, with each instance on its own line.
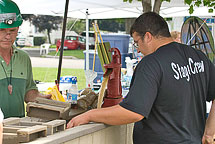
80, 31, 95, 49
15, 37, 26, 47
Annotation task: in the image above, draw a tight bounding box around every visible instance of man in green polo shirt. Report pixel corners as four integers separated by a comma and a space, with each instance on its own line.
0, 0, 51, 118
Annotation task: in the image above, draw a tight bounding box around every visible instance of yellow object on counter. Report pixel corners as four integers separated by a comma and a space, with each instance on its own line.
45, 85, 65, 102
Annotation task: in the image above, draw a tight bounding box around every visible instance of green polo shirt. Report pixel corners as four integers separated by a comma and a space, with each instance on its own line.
0, 46, 37, 118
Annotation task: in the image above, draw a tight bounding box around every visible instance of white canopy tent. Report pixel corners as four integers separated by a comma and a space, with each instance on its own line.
13, 0, 215, 18
14, 0, 142, 18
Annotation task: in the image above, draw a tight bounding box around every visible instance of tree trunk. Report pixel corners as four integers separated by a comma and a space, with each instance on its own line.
153, 0, 162, 14
125, 18, 136, 34
142, 0, 152, 13
125, 0, 162, 34
47, 30, 51, 44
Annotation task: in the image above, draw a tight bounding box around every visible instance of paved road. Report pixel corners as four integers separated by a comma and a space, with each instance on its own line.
22, 48, 84, 69
22, 48, 45, 57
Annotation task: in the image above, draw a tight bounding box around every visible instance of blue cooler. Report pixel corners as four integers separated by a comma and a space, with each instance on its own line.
101, 34, 130, 54
84, 34, 131, 82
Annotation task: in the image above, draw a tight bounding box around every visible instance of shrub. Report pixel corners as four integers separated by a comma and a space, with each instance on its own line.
34, 37, 46, 46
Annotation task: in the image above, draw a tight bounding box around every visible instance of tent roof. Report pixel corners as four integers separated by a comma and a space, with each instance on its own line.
13, 0, 215, 19
12, 0, 215, 19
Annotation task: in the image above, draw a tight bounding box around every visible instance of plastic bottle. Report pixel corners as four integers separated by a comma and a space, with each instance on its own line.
67, 77, 78, 107
125, 57, 137, 77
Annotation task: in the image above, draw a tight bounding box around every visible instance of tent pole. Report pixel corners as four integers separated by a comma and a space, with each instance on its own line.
86, 9, 89, 70
56, 0, 70, 89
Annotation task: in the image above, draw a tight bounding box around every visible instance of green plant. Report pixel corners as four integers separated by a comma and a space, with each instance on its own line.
50, 45, 56, 48
34, 37, 46, 46
67, 19, 85, 34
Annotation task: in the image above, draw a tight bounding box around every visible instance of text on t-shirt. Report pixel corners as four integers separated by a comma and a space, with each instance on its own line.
171, 58, 204, 82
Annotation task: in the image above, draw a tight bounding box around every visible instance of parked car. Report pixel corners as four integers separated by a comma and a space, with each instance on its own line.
80, 31, 95, 49
15, 32, 26, 47
56, 35, 86, 51
15, 37, 26, 47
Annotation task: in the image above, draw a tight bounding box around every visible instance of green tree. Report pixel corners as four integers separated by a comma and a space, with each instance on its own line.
32, 15, 63, 44
97, 19, 125, 32
184, 0, 215, 14
67, 19, 85, 34
22, 14, 36, 22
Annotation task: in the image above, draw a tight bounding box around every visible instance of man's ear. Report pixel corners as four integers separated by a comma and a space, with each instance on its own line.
144, 32, 152, 43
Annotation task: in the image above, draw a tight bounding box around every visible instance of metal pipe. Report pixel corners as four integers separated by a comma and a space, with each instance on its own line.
56, 0, 70, 87
86, 9, 89, 70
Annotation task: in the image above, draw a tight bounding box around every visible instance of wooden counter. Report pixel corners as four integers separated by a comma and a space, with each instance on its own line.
24, 123, 134, 144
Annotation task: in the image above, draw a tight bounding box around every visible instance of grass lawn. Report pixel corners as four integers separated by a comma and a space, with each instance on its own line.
23, 45, 56, 49
48, 50, 85, 59
32, 67, 86, 90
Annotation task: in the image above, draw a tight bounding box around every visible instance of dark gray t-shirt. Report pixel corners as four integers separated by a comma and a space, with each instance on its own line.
120, 42, 215, 144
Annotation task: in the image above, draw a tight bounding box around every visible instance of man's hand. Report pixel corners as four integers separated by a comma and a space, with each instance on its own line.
203, 100, 215, 144
38, 93, 52, 99
0, 122, 2, 144
67, 112, 90, 128
202, 134, 214, 144
66, 105, 143, 129
25, 89, 51, 102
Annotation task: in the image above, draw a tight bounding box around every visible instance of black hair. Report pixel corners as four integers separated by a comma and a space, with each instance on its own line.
130, 12, 171, 38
